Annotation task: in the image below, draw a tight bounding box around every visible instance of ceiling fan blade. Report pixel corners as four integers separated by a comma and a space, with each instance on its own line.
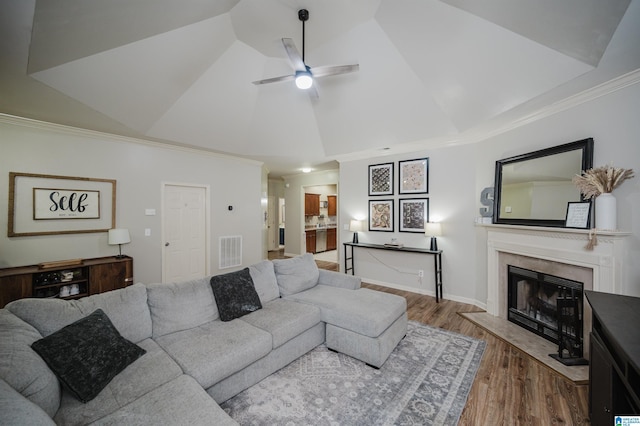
281, 38, 306, 72
307, 84, 319, 100
310, 64, 359, 78
252, 74, 295, 85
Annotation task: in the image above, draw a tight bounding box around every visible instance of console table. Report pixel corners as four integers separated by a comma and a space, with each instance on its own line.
343, 242, 443, 302
585, 291, 640, 424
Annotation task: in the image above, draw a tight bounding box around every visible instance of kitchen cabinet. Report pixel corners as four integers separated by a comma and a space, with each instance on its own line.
305, 193, 320, 216
327, 228, 337, 251
0, 256, 133, 308
328, 195, 337, 216
305, 230, 316, 254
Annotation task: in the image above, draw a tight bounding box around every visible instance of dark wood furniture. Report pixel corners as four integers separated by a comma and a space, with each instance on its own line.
343, 242, 443, 302
0, 256, 133, 308
585, 291, 640, 425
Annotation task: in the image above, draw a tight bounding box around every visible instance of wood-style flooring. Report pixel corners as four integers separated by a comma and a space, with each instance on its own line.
269, 250, 591, 425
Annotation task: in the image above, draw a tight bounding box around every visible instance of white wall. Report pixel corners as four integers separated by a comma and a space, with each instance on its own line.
340, 144, 480, 305
339, 80, 640, 306
0, 116, 265, 284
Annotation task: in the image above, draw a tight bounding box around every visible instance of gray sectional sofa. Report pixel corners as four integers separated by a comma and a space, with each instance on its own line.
0, 253, 407, 425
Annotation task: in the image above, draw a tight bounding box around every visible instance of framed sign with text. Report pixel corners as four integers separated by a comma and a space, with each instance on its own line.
8, 172, 116, 237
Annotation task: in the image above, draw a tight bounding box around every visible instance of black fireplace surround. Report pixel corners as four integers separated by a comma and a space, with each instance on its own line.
507, 265, 586, 361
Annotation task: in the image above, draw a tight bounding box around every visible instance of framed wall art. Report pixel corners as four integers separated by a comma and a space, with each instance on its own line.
399, 157, 429, 194
368, 162, 394, 196
369, 199, 394, 232
399, 198, 429, 233
565, 201, 591, 229
8, 172, 116, 237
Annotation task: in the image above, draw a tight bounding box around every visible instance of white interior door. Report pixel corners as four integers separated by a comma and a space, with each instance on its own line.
162, 183, 208, 283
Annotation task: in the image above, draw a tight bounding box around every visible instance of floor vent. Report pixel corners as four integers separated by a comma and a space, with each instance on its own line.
219, 236, 242, 269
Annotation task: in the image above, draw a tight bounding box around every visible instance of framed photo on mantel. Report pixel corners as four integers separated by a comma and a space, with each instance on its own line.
565, 201, 591, 229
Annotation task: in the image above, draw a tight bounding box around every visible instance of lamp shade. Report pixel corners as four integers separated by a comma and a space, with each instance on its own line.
108, 228, 130, 245
424, 222, 442, 237
349, 220, 363, 232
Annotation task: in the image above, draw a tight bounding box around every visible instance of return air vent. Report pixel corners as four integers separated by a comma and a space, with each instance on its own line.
219, 236, 242, 269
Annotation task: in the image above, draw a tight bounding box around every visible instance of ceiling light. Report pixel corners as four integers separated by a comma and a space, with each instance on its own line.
301, 167, 312, 173
295, 71, 313, 89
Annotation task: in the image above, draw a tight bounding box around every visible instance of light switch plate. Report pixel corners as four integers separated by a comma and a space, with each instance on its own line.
145, 209, 156, 216
145, 228, 151, 236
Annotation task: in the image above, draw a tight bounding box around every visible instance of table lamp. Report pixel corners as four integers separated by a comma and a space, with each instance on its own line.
349, 220, 363, 243
425, 222, 442, 251
108, 228, 131, 258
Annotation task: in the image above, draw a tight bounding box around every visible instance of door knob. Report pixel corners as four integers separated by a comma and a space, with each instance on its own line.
165, 242, 170, 247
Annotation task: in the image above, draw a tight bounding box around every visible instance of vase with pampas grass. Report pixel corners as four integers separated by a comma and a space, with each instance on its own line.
572, 165, 634, 231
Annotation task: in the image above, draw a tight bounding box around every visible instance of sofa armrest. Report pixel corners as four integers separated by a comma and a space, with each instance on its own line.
317, 269, 361, 290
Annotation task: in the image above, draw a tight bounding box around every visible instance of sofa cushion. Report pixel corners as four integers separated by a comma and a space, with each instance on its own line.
146, 277, 218, 338
210, 268, 262, 321
0, 378, 56, 426
249, 260, 280, 304
155, 319, 272, 389
285, 286, 407, 338
272, 253, 319, 296
6, 283, 152, 343
90, 375, 239, 426
54, 338, 183, 426
240, 299, 322, 348
0, 309, 60, 417
31, 309, 146, 403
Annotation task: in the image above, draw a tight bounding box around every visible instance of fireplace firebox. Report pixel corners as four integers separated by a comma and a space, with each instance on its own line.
507, 265, 588, 365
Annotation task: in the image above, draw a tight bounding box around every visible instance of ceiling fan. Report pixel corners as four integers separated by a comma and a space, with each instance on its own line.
252, 9, 359, 98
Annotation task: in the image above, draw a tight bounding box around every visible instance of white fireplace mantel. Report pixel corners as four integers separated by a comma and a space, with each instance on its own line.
482, 224, 630, 317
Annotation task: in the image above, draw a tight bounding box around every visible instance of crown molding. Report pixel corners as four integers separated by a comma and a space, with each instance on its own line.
0, 113, 264, 167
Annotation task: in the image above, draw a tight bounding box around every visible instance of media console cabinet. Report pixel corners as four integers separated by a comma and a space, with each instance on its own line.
585, 290, 640, 425
0, 255, 133, 308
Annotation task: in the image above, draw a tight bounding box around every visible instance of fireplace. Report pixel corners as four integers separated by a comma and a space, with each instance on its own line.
507, 265, 586, 363
484, 224, 630, 367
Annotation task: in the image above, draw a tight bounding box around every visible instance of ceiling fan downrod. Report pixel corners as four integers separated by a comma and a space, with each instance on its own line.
298, 9, 309, 63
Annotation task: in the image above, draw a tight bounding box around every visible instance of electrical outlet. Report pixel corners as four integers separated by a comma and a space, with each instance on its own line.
418, 270, 424, 277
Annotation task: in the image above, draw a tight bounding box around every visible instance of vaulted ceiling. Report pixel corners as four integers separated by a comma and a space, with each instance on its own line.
1, 0, 638, 177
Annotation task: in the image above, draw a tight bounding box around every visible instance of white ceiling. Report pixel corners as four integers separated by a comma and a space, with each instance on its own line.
1, 0, 638, 177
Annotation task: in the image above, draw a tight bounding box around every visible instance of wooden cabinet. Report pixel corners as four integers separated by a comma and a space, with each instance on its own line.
305, 193, 320, 216
328, 195, 337, 216
327, 228, 337, 251
305, 230, 316, 254
0, 256, 133, 308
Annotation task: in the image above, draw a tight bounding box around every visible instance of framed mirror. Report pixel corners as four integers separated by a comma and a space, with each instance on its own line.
493, 138, 594, 227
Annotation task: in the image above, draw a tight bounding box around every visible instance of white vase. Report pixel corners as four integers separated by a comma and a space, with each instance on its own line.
596, 193, 617, 230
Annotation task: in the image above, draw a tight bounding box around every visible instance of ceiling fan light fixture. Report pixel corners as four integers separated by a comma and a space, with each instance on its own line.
295, 71, 313, 89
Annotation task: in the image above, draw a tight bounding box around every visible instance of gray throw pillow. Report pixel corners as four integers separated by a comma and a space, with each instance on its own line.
210, 268, 262, 321
272, 253, 319, 296
31, 309, 146, 403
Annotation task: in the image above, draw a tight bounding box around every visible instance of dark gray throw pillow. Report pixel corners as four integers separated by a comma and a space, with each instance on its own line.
210, 268, 262, 321
31, 309, 146, 403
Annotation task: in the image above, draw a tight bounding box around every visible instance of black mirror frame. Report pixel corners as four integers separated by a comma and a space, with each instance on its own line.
492, 138, 594, 228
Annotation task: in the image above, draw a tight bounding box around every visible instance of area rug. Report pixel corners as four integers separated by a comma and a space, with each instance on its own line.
220, 321, 486, 425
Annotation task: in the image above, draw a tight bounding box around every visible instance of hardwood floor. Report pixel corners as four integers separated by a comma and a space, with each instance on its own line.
267, 250, 591, 425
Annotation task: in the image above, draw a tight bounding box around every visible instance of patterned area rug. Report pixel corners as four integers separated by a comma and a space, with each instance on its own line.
221, 321, 486, 425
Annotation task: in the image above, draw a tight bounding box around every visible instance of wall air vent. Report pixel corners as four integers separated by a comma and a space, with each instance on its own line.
219, 236, 242, 269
